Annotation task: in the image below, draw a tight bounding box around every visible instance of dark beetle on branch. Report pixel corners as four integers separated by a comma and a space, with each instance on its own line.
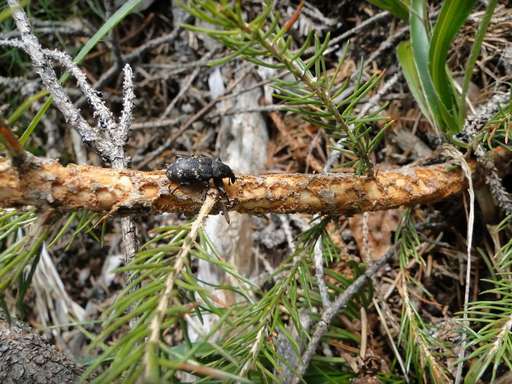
166, 156, 236, 203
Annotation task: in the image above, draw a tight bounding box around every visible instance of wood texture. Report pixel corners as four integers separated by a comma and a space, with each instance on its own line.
0, 156, 468, 215
0, 314, 83, 383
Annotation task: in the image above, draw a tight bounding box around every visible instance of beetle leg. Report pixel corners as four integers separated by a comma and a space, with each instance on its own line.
169, 180, 192, 196
213, 177, 230, 204
218, 199, 231, 224
196, 180, 210, 201
211, 178, 231, 224
169, 184, 179, 196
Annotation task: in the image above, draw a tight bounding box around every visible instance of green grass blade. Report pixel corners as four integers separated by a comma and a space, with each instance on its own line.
69, 0, 144, 67
7, 90, 46, 127
19, 99, 51, 145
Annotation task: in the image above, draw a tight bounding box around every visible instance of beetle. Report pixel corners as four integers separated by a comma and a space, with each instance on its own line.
166, 156, 236, 203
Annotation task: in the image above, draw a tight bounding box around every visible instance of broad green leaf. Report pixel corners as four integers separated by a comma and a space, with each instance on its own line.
396, 41, 433, 125
430, 0, 476, 126
409, 0, 457, 133
459, 0, 498, 125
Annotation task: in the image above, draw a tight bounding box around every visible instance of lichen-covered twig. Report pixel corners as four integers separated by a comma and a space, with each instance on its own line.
0, 37, 25, 49
463, 92, 510, 138
7, 0, 139, 263
313, 238, 330, 308
475, 146, 512, 215
111, 65, 138, 263
6, 0, 101, 150
42, 49, 115, 131
463, 91, 512, 215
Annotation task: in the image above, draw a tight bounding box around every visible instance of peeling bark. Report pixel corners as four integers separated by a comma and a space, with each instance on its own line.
0, 155, 469, 215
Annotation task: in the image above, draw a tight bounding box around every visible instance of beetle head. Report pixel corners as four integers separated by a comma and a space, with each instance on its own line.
212, 158, 236, 183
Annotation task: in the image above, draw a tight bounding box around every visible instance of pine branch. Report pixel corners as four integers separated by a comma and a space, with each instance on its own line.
399, 276, 452, 383
465, 275, 512, 383
395, 210, 452, 383
184, 0, 380, 174
290, 246, 396, 384
0, 155, 473, 215
145, 192, 217, 382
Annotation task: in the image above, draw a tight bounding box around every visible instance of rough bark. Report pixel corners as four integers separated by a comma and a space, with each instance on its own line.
0, 155, 470, 215
0, 314, 83, 383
